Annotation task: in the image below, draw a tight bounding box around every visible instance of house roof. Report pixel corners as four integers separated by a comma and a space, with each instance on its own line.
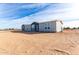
38, 20, 63, 24
22, 19, 63, 26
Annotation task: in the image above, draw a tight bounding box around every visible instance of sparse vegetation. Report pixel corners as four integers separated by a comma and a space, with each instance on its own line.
64, 27, 79, 30
72, 27, 76, 29
64, 27, 71, 29
77, 27, 79, 29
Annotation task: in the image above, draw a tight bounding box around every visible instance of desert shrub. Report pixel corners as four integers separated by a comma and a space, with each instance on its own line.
72, 27, 76, 29
77, 27, 79, 29
64, 27, 71, 29
8, 28, 15, 30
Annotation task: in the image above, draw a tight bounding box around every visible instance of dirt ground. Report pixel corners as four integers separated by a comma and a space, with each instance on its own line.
0, 30, 79, 55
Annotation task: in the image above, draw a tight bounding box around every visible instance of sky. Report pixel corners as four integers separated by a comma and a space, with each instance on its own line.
0, 3, 79, 29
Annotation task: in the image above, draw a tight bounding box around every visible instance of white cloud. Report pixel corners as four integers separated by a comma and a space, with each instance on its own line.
29, 3, 79, 20
64, 20, 79, 28
0, 3, 79, 29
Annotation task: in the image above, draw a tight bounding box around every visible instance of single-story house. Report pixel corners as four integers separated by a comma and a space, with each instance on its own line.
21, 20, 63, 32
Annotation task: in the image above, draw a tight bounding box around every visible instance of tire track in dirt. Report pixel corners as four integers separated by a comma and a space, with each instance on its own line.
0, 48, 9, 54
53, 48, 70, 55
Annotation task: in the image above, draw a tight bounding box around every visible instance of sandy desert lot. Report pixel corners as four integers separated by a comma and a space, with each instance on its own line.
0, 30, 79, 55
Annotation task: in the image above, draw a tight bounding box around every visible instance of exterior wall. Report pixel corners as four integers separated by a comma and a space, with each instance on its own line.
56, 21, 63, 32
39, 21, 56, 32
22, 25, 31, 32
22, 25, 25, 31
22, 20, 63, 32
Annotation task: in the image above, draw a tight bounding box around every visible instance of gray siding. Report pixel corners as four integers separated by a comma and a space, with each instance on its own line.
22, 25, 31, 32
39, 21, 56, 32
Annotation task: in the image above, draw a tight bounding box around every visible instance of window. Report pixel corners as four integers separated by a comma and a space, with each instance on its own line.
48, 27, 50, 29
45, 27, 47, 29
45, 27, 50, 29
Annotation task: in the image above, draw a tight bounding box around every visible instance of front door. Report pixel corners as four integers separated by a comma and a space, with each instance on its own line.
31, 22, 39, 32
